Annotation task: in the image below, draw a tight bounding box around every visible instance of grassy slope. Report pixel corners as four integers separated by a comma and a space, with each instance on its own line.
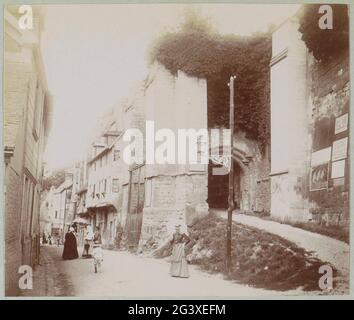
155, 214, 335, 292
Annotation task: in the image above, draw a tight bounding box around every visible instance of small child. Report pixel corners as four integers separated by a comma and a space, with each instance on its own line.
92, 226, 103, 273
83, 239, 90, 257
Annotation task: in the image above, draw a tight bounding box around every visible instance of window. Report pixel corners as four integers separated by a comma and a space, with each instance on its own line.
114, 150, 120, 161
313, 117, 334, 151
55, 211, 58, 219
99, 180, 106, 195
112, 179, 119, 193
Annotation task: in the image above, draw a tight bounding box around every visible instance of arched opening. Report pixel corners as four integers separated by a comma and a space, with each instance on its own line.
208, 156, 249, 210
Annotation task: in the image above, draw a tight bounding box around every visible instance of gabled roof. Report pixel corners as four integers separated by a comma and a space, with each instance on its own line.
54, 179, 73, 194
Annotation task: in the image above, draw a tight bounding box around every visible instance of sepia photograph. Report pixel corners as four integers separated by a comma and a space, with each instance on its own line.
2, 2, 351, 300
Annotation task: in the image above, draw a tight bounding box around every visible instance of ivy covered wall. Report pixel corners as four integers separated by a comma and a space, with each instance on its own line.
298, 4, 349, 62
149, 15, 271, 152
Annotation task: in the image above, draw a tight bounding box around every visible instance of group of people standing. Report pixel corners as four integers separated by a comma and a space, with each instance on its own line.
62, 224, 103, 273
42, 232, 61, 246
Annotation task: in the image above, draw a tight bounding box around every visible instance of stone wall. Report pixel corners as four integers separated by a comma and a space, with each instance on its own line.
270, 17, 311, 222
5, 164, 23, 296
4, 61, 28, 296
141, 63, 209, 248
307, 49, 349, 226
4, 50, 41, 297
270, 16, 349, 227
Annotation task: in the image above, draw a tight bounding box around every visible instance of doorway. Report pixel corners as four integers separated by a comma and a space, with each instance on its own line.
208, 159, 247, 210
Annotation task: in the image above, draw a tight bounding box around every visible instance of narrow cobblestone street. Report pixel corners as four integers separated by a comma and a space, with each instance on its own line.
21, 245, 303, 298
20, 246, 75, 297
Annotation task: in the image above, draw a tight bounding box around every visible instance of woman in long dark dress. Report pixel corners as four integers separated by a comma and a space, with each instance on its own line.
62, 226, 79, 260
169, 225, 190, 278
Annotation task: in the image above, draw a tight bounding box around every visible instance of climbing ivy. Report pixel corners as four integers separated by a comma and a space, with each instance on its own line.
149, 16, 271, 152
298, 4, 349, 61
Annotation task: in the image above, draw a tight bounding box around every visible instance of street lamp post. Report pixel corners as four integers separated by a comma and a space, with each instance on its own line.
226, 75, 236, 275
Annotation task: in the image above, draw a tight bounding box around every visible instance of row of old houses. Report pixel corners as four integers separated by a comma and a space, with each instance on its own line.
40, 172, 74, 243
73, 86, 146, 249
4, 7, 52, 296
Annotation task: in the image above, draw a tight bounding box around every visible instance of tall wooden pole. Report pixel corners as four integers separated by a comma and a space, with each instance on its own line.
226, 75, 235, 275
136, 166, 141, 214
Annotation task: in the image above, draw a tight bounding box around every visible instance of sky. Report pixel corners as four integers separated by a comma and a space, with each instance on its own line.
40, 3, 300, 171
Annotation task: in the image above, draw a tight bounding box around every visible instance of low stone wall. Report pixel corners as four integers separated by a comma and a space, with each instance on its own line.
140, 173, 208, 250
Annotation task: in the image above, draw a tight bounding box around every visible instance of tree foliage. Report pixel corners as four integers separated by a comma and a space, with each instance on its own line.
298, 4, 349, 61
149, 13, 271, 151
42, 169, 66, 191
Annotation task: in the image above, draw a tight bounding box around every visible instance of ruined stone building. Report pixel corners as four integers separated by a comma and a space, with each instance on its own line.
140, 63, 210, 247
74, 59, 272, 250
71, 6, 349, 255
115, 62, 271, 249
72, 66, 211, 249
4, 7, 52, 295
270, 11, 349, 226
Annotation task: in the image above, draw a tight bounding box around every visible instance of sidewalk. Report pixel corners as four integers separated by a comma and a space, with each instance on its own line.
215, 210, 350, 279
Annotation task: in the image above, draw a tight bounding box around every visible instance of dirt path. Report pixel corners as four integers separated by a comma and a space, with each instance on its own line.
21, 228, 348, 298
23, 245, 303, 298
56, 246, 287, 297
215, 210, 350, 293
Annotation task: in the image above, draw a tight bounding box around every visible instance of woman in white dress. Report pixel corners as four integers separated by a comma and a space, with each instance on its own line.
169, 225, 190, 278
